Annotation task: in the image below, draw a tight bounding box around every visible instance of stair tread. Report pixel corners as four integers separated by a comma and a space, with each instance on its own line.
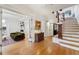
63, 34, 79, 36
63, 30, 79, 31
63, 28, 79, 29
63, 30, 79, 32
63, 38, 79, 42
59, 39, 79, 46
63, 32, 79, 34
63, 33, 79, 34
63, 32, 79, 33
60, 41, 79, 47
64, 26, 79, 27
64, 25, 78, 26
59, 43, 79, 51
63, 35, 79, 38
63, 37, 79, 41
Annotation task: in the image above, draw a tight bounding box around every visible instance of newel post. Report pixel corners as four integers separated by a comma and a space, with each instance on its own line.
58, 23, 62, 39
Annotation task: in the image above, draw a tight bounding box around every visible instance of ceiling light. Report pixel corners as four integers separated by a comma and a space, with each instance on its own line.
2, 19, 5, 23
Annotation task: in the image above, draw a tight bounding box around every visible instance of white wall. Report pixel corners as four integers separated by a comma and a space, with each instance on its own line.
73, 5, 79, 24
39, 16, 46, 36
24, 16, 29, 37
0, 8, 2, 53
62, 5, 79, 24
62, 6, 74, 17
0, 8, 2, 43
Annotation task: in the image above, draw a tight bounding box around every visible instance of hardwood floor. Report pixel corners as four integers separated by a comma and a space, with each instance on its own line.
2, 36, 79, 55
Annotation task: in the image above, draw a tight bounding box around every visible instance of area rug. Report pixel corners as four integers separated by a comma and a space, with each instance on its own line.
2, 37, 16, 46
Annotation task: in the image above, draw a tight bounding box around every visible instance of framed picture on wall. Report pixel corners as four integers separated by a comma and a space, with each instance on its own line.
35, 20, 41, 30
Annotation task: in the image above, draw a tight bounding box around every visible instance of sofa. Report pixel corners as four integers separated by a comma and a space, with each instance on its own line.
10, 32, 25, 41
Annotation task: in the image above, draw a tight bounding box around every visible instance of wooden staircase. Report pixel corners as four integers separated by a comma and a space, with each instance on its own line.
58, 17, 79, 51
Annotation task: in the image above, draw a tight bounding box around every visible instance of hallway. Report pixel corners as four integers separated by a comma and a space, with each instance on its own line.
1, 4, 79, 55
2, 36, 79, 55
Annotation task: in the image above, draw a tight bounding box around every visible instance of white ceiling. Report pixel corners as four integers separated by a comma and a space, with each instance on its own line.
0, 4, 75, 18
